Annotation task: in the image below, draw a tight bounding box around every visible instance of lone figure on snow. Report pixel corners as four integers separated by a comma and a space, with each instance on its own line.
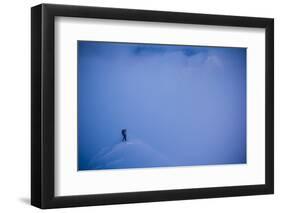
121, 129, 127, 142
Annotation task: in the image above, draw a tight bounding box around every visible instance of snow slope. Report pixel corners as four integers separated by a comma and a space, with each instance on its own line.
87, 139, 176, 170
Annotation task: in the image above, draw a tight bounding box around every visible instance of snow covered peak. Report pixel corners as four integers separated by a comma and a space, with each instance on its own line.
87, 139, 175, 170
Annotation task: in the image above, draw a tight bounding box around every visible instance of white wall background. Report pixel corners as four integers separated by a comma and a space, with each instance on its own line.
0, 0, 279, 212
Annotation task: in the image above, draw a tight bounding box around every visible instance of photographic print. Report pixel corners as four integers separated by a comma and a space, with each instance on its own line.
78, 41, 246, 171
32, 4, 274, 208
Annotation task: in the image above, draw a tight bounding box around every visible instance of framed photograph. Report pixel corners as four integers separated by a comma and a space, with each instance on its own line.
31, 4, 274, 209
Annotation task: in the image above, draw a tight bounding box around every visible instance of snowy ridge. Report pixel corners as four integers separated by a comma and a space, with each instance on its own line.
87, 139, 176, 170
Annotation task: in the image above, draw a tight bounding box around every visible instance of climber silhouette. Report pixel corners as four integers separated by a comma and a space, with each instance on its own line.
121, 129, 127, 142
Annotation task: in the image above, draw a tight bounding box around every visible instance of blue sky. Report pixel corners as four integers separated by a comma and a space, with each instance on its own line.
78, 41, 246, 171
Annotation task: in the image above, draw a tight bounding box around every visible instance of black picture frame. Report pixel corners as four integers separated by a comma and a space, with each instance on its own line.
31, 3, 274, 209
